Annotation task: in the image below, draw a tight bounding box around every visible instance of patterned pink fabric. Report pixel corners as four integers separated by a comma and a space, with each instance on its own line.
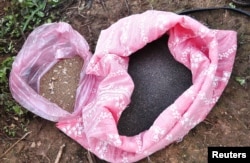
57, 11, 237, 162
10, 10, 237, 163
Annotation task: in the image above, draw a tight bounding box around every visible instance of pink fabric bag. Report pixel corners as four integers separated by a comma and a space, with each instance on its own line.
10, 10, 237, 162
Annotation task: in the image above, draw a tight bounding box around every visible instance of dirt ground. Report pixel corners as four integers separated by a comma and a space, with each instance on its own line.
40, 56, 83, 113
1, 0, 250, 163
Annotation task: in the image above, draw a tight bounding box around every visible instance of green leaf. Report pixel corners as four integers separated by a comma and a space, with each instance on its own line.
13, 105, 24, 116
229, 2, 236, 8
36, 11, 45, 17
235, 77, 246, 86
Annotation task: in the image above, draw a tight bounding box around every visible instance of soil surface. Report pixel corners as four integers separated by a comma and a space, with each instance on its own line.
40, 56, 83, 113
1, 0, 250, 163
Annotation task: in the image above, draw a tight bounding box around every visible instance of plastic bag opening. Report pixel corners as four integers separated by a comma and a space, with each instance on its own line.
9, 22, 94, 122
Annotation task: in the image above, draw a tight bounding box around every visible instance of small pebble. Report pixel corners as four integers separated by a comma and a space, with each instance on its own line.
30, 142, 36, 148
37, 141, 42, 147
62, 67, 67, 74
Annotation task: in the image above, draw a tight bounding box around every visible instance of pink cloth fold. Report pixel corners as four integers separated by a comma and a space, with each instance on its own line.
57, 11, 237, 162
10, 10, 237, 163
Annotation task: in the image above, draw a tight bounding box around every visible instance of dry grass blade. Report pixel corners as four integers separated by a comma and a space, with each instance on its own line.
0, 131, 32, 158
54, 144, 66, 163
87, 151, 98, 163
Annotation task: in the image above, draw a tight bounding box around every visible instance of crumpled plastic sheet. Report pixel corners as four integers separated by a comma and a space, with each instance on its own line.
10, 22, 94, 121
10, 10, 237, 163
